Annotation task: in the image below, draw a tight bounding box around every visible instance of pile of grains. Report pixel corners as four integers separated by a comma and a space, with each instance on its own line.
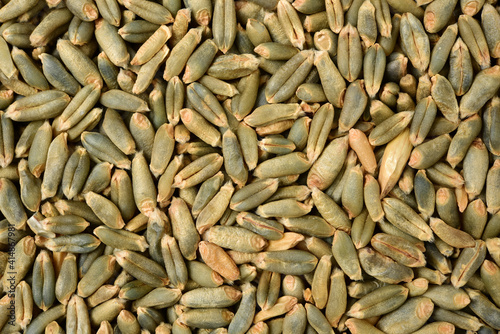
0, 0, 500, 332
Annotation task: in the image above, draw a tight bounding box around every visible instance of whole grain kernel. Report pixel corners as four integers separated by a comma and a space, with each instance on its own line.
0, 1, 498, 332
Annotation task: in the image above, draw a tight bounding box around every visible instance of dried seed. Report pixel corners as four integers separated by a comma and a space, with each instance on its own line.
409, 96, 437, 146
306, 103, 334, 163
338, 80, 368, 133
222, 129, 247, 186
426, 162, 464, 189
463, 138, 488, 199
422, 285, 470, 311
462, 198, 488, 239
31, 250, 55, 312
376, 297, 434, 334
458, 14, 490, 70
25, 304, 66, 334
337, 24, 362, 82
97, 51, 119, 90
347, 285, 409, 319
430, 74, 459, 124
0, 176, 28, 229
148, 79, 167, 129
212, 0, 236, 53
364, 44, 386, 98
305, 303, 335, 334
345, 318, 385, 334
56, 39, 102, 89
199, 241, 240, 280
89, 298, 127, 328
256, 198, 312, 218
132, 287, 182, 310
429, 24, 458, 77
196, 181, 234, 233
267, 184, 311, 203
400, 13, 430, 72
266, 232, 305, 252
130, 25, 171, 65
179, 308, 234, 329
119, 280, 153, 301
448, 38, 474, 97
482, 97, 500, 155
0, 36, 16, 79
404, 278, 429, 297
258, 135, 296, 155
409, 134, 451, 170
84, 192, 122, 229
277, 0, 305, 49
486, 159, 500, 214
253, 152, 310, 179
94, 226, 148, 252
41, 215, 89, 235
128, 114, 154, 162
103, 172, 131, 221
130, 152, 156, 216
115, 249, 169, 287
191, 172, 224, 217
133, 45, 169, 95
376, 13, 399, 56
357, 0, 377, 49
481, 3, 500, 58
208, 53, 260, 80
81, 131, 132, 169
203, 225, 268, 253
161, 234, 188, 290
466, 288, 500, 330
15, 121, 44, 162
0, 0, 39, 22
54, 85, 100, 134
251, 250, 318, 276
5, 90, 71, 122
66, 295, 90, 333
45, 320, 66, 334
382, 197, 434, 242
279, 215, 335, 239
46, 234, 101, 254
256, 270, 281, 311
359, 247, 415, 284
451, 240, 487, 288
167, 197, 199, 260
264, 50, 314, 103
53, 202, 98, 228
341, 164, 364, 218
10, 47, 48, 91
432, 308, 481, 331
180, 286, 241, 309
39, 53, 81, 96
55, 253, 78, 305
145, 208, 168, 265
39, 133, 68, 199
116, 310, 141, 334
330, 230, 362, 281
434, 188, 460, 229
372, 232, 425, 267
412, 170, 434, 221
15, 281, 33, 330
80, 161, 112, 195
186, 81, 228, 127
363, 175, 384, 222
308, 135, 348, 190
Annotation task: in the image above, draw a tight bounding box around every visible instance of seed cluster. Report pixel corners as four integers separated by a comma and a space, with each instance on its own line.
0, 0, 500, 333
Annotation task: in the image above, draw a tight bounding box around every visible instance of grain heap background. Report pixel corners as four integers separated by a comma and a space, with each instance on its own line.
0, 0, 500, 333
